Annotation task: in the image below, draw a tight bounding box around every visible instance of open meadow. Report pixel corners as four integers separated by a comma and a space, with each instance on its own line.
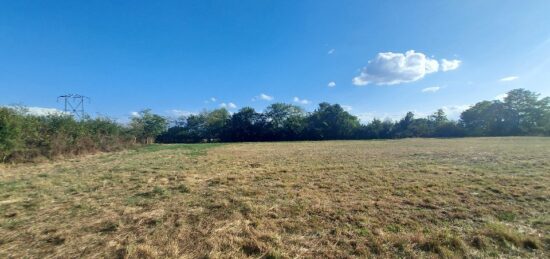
0, 137, 549, 258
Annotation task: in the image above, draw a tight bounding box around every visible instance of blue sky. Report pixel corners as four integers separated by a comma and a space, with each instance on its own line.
1, 1, 549, 122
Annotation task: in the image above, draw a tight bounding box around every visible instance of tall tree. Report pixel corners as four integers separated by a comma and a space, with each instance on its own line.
429, 109, 448, 125
460, 101, 510, 136
183, 113, 207, 142
393, 112, 415, 137
306, 103, 360, 140
503, 89, 549, 134
204, 108, 230, 141
360, 118, 394, 139
264, 103, 305, 140
228, 107, 267, 141
130, 109, 168, 144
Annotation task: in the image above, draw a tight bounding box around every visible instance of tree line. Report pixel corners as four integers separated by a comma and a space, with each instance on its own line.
158, 88, 550, 143
1, 88, 549, 162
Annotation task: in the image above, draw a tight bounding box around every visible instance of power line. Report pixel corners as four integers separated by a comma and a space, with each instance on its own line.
57, 94, 90, 118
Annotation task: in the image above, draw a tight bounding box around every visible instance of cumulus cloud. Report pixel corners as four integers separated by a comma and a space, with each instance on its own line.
499, 76, 519, 82
441, 104, 471, 119
6, 106, 69, 116
130, 111, 140, 117
260, 94, 273, 101
341, 105, 352, 112
220, 102, 237, 109
167, 109, 194, 117
495, 93, 508, 101
327, 81, 336, 88
352, 50, 439, 86
253, 93, 273, 101
293, 97, 310, 105
355, 112, 377, 123
29, 107, 68, 116
355, 112, 403, 123
352, 50, 461, 86
421, 86, 441, 93
354, 105, 471, 123
328, 49, 335, 55
440, 59, 461, 71
204, 97, 217, 104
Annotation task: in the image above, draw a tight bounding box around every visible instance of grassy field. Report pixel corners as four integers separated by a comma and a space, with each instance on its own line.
0, 138, 548, 258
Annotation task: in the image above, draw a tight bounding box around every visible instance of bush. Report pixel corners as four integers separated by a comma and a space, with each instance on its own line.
0, 107, 135, 162
0, 108, 23, 161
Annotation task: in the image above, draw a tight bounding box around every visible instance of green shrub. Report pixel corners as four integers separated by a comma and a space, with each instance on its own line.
0, 107, 135, 162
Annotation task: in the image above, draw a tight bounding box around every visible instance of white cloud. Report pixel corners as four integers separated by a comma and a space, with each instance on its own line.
352, 51, 462, 86
293, 97, 310, 105
341, 105, 352, 112
441, 104, 471, 119
352, 50, 441, 86
167, 109, 194, 117
258, 93, 273, 101
440, 59, 461, 71
9, 106, 69, 116
499, 76, 519, 82
204, 97, 217, 104
495, 93, 508, 101
355, 112, 377, 123
421, 86, 441, 93
354, 105, 471, 123
328, 49, 335, 55
220, 102, 237, 109
130, 111, 140, 117
327, 81, 336, 88
355, 112, 403, 123
28, 107, 67, 116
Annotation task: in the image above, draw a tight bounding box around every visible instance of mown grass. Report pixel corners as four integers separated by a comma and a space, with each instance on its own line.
0, 137, 548, 258
135, 143, 224, 156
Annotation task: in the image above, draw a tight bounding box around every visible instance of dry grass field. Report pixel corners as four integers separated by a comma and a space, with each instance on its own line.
0, 137, 549, 258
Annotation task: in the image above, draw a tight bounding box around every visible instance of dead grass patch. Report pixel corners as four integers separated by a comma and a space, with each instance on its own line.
1, 137, 549, 258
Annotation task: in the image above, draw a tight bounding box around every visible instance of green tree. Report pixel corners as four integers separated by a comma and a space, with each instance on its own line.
393, 112, 415, 137
503, 89, 549, 134
408, 118, 433, 137
204, 108, 230, 141
228, 107, 267, 141
460, 101, 509, 136
429, 109, 448, 125
306, 103, 360, 140
460, 89, 550, 136
185, 113, 208, 142
360, 118, 394, 139
130, 109, 168, 144
264, 103, 305, 140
